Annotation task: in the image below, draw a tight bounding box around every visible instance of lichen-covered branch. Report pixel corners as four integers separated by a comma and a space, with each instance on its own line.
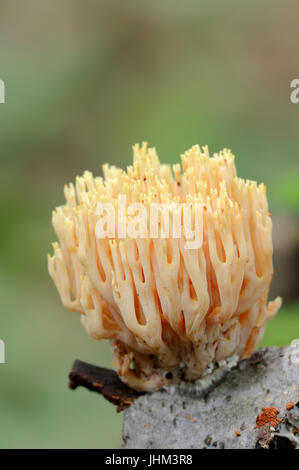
122, 346, 299, 449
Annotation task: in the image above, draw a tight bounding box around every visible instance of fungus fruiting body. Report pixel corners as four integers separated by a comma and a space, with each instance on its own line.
48, 143, 281, 391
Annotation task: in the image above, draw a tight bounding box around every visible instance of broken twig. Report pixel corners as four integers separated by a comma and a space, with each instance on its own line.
69, 359, 141, 412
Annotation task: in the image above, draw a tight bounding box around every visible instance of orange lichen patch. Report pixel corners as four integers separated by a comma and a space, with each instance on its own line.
286, 401, 295, 410
48, 143, 281, 392
186, 413, 197, 423
256, 407, 282, 429
235, 430, 241, 437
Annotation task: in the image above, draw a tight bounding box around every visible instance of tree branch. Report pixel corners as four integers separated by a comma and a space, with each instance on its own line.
68, 359, 141, 412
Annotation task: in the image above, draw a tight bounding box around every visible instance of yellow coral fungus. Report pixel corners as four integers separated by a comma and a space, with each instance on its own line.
48, 143, 281, 391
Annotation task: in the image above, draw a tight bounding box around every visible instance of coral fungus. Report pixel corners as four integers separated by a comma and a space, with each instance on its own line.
48, 143, 281, 391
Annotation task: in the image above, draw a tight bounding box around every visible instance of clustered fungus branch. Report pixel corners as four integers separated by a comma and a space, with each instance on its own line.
48, 143, 281, 391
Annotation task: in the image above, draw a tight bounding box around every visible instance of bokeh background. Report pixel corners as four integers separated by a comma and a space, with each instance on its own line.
0, 0, 298, 448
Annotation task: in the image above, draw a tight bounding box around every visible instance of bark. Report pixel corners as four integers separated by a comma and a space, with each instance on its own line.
122, 346, 299, 449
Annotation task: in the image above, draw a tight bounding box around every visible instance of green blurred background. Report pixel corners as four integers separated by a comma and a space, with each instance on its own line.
0, 0, 298, 448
